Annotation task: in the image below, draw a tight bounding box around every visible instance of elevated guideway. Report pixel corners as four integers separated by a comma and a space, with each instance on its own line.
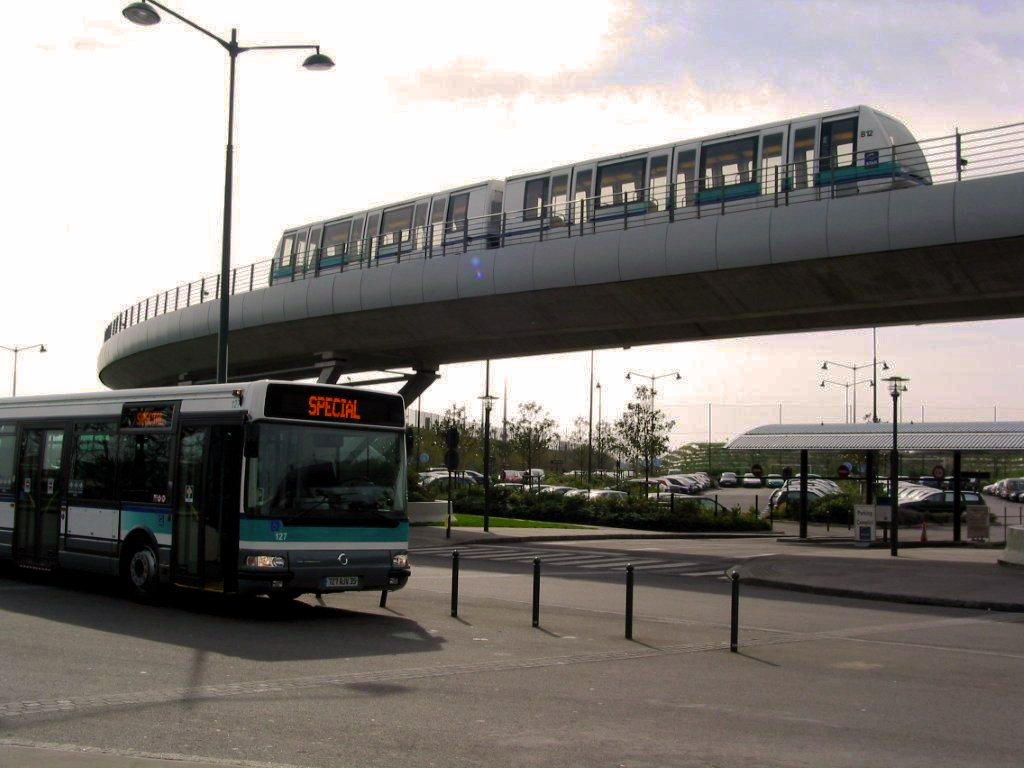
98, 123, 1024, 391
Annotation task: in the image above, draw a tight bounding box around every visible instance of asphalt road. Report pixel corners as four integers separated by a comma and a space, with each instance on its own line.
0, 545, 1021, 768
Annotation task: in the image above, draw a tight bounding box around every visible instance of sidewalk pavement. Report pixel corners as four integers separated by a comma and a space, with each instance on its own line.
411, 523, 1024, 612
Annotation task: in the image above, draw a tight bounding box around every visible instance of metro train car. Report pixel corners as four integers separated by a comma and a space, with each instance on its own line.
269, 179, 504, 284
268, 105, 928, 275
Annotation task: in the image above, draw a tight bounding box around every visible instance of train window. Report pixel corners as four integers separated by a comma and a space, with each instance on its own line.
381, 205, 414, 246
821, 118, 857, 171
674, 150, 696, 207
413, 202, 428, 249
429, 198, 446, 250
761, 133, 784, 194
597, 159, 645, 207
700, 137, 758, 189
649, 156, 668, 211
279, 233, 295, 269
323, 220, 352, 262
793, 127, 816, 189
573, 170, 592, 223
446, 193, 470, 233
294, 229, 308, 265
550, 175, 568, 225
308, 227, 322, 268
350, 216, 365, 260
523, 178, 549, 221
366, 214, 380, 259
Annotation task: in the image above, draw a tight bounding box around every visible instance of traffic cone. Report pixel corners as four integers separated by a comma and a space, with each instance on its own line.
920, 520, 928, 543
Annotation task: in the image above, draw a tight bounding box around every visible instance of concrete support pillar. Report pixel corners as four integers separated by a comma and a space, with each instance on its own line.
865, 451, 875, 504
799, 449, 809, 539
953, 451, 962, 543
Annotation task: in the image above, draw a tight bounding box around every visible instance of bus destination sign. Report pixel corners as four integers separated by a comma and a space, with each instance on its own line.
264, 384, 404, 427
120, 403, 176, 430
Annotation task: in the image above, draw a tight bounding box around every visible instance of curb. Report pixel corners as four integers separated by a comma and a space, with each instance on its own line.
776, 537, 1002, 549
739, 576, 1024, 613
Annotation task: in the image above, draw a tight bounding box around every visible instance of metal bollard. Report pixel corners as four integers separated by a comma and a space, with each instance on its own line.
379, 588, 388, 608
625, 564, 635, 640
730, 570, 740, 653
532, 557, 541, 628
755, 494, 758, 515
451, 550, 460, 617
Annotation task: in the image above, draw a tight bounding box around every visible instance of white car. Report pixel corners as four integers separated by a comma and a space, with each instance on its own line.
741, 473, 762, 488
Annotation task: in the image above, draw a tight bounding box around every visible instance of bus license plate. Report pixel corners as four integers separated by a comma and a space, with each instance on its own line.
325, 576, 359, 588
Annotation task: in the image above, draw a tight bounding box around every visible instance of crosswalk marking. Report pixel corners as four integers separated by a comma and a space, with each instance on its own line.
410, 544, 731, 577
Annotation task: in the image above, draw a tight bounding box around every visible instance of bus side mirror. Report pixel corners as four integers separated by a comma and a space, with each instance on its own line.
405, 427, 415, 458
244, 425, 260, 459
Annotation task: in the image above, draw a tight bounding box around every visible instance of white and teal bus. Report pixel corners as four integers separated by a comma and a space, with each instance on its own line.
0, 380, 410, 601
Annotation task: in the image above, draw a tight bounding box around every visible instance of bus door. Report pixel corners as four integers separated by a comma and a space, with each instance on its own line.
13, 427, 65, 564
173, 423, 242, 591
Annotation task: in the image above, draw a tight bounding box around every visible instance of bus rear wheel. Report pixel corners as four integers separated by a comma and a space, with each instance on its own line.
124, 542, 161, 602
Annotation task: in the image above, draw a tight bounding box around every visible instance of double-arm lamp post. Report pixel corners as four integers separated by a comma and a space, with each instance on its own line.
819, 378, 872, 423
883, 375, 910, 557
820, 357, 890, 423
624, 370, 681, 488
1, 344, 47, 397
122, 1, 334, 384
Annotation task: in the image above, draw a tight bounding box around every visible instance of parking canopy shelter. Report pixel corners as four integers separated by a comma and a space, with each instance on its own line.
725, 421, 1024, 540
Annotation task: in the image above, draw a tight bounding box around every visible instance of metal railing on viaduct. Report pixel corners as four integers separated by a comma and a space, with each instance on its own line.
104, 122, 1024, 343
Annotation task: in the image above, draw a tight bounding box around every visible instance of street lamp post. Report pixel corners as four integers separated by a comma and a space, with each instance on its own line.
479, 360, 497, 533
818, 379, 872, 423
122, 1, 334, 384
595, 381, 603, 472
884, 376, 910, 557
1, 344, 47, 397
624, 369, 681, 489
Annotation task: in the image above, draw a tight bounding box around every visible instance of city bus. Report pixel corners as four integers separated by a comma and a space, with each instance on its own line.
0, 380, 411, 601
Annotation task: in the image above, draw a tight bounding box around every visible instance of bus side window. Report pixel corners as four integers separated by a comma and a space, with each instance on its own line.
70, 423, 117, 501
0, 424, 15, 493
117, 433, 172, 504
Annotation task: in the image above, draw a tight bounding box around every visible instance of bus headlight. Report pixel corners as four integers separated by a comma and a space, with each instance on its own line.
392, 552, 409, 568
245, 555, 286, 568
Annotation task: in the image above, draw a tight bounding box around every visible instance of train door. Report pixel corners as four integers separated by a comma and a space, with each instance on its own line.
546, 167, 572, 232
13, 426, 66, 565
571, 165, 594, 227
172, 422, 242, 591
759, 127, 787, 201
789, 118, 819, 196
646, 153, 670, 214
672, 143, 698, 210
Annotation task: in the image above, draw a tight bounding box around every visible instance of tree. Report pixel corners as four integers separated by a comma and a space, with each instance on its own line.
594, 419, 614, 471
508, 401, 557, 472
567, 415, 589, 471
613, 385, 675, 484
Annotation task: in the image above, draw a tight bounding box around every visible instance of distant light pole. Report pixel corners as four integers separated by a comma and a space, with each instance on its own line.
479, 360, 497, 533
587, 350, 595, 489
818, 379, 870, 423
595, 381, 603, 472
884, 375, 910, 557
821, 348, 891, 423
625, 369, 681, 488
1, 344, 47, 397
122, 1, 334, 384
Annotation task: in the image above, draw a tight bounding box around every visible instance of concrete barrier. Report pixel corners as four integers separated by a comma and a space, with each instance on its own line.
998, 525, 1024, 567
408, 501, 447, 524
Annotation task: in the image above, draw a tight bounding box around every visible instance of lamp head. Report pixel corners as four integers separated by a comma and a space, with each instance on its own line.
820, 362, 828, 371
122, 2, 161, 25
819, 380, 825, 388
674, 373, 681, 380
882, 361, 890, 371
39, 345, 46, 354
302, 52, 335, 71
625, 372, 631, 381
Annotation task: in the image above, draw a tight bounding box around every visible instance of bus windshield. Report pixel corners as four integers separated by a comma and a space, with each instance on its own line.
244, 423, 406, 525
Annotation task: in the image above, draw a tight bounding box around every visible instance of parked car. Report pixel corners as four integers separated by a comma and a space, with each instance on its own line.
719, 472, 738, 487
691, 472, 712, 489
568, 488, 627, 500
538, 485, 574, 495
657, 475, 700, 494
764, 474, 784, 488
741, 473, 762, 488
770, 487, 830, 507
898, 490, 986, 514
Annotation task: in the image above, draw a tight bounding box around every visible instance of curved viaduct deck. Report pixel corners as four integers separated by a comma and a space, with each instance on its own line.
98, 173, 1024, 389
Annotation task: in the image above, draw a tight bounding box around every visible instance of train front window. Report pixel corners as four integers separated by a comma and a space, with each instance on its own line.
700, 137, 757, 189
381, 205, 414, 246
597, 159, 645, 207
245, 423, 406, 525
446, 193, 470, 233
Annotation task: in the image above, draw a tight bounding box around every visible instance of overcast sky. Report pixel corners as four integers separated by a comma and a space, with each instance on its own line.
2, 1, 1023, 445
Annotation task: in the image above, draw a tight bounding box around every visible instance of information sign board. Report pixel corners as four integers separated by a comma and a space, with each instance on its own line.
854, 505, 876, 547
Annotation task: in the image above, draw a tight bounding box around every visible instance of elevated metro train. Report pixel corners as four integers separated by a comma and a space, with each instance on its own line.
269, 105, 930, 282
